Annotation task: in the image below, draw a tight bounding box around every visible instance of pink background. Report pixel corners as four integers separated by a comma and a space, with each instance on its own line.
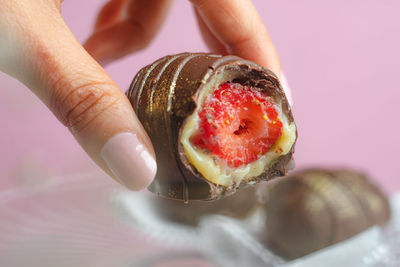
0, 0, 399, 193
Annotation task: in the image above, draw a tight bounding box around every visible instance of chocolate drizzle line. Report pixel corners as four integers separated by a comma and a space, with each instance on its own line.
127, 67, 143, 101
168, 54, 200, 203
150, 55, 179, 115
134, 56, 168, 113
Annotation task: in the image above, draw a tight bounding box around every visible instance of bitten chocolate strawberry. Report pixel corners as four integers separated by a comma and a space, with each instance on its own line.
127, 53, 297, 201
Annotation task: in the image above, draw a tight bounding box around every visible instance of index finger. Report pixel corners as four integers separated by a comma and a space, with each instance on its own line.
191, 0, 281, 76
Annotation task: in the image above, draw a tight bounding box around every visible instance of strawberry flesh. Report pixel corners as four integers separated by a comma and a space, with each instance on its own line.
190, 82, 283, 168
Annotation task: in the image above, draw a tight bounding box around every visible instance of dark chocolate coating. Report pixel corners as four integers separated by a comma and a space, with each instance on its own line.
149, 186, 258, 226
261, 168, 391, 260
127, 53, 296, 201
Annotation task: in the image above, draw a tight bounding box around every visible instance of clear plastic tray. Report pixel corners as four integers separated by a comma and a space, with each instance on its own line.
0, 172, 399, 267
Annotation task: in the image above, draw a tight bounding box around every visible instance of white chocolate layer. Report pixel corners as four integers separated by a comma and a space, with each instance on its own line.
180, 72, 296, 187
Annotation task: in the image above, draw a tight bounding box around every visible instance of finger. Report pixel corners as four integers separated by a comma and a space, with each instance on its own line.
84, 0, 173, 65
193, 7, 227, 55
94, 0, 127, 31
191, 0, 281, 76
0, 1, 156, 190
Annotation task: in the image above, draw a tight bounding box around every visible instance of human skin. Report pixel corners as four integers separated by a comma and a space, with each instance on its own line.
0, 0, 281, 190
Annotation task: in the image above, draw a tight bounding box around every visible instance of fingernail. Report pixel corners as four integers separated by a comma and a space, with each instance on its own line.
288, 158, 296, 170
101, 132, 157, 190
280, 73, 293, 106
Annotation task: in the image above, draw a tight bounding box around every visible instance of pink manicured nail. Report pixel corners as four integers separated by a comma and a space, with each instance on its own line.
280, 73, 293, 106
101, 132, 157, 190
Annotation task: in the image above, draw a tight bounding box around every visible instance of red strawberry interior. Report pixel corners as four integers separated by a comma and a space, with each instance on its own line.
190, 82, 283, 167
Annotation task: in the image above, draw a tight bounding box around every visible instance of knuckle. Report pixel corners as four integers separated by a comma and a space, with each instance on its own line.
226, 30, 253, 48
50, 79, 120, 132
126, 20, 152, 49
225, 18, 256, 48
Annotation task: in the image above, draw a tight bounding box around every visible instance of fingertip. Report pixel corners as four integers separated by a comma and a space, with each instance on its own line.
101, 132, 157, 191
191, 0, 281, 75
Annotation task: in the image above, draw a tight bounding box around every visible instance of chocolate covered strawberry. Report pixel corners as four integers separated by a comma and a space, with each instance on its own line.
127, 53, 297, 201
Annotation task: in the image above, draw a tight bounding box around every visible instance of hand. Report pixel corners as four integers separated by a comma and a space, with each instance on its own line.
0, 0, 283, 191
85, 0, 281, 75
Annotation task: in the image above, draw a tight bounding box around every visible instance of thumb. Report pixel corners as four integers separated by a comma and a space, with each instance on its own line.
0, 1, 156, 190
